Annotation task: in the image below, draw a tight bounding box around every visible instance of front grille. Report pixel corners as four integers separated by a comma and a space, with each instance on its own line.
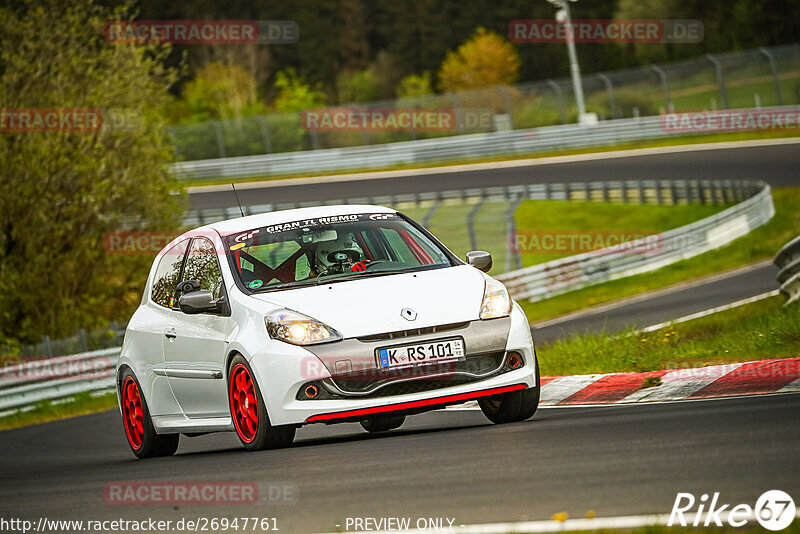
324, 351, 509, 397
356, 322, 469, 342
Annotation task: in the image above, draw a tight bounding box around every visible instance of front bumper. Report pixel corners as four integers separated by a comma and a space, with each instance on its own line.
247, 303, 536, 426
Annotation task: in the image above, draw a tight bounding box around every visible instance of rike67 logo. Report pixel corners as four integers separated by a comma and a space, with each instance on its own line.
669, 490, 796, 531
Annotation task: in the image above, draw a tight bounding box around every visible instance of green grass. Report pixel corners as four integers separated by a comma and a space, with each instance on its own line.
183, 131, 800, 188
520, 187, 800, 323
536, 295, 800, 377
0, 390, 117, 431
515, 201, 726, 266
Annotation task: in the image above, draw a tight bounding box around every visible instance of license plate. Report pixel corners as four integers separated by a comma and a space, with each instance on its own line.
377, 338, 465, 369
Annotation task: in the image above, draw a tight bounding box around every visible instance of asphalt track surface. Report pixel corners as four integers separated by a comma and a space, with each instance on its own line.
532, 261, 780, 344
1, 142, 797, 532
0, 395, 798, 533
188, 142, 800, 210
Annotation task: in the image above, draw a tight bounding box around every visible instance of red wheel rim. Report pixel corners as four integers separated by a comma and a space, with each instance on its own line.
121, 376, 144, 450
229, 364, 258, 443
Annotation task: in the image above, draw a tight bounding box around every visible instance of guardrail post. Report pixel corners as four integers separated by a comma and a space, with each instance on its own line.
505, 196, 524, 272
759, 47, 784, 106
650, 65, 672, 112
637, 181, 645, 204
602, 181, 610, 203
448, 93, 465, 134
546, 80, 567, 124
705, 54, 729, 110
655, 180, 664, 205
597, 73, 617, 119
669, 182, 677, 205
256, 116, 272, 154
467, 197, 485, 251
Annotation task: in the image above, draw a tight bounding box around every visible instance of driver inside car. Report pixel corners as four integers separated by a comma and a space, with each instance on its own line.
313, 234, 369, 276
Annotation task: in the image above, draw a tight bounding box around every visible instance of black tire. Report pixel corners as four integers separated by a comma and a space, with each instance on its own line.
228, 355, 295, 451
360, 414, 406, 433
479, 355, 541, 424
119, 368, 179, 459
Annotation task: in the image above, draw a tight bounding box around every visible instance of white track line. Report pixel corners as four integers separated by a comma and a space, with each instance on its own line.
322, 510, 800, 534
533, 259, 774, 329
188, 137, 800, 193
637, 290, 780, 334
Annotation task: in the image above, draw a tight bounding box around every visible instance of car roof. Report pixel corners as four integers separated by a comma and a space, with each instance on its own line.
197, 204, 397, 237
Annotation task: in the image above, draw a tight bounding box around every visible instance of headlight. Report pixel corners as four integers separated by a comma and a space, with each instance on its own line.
265, 309, 342, 345
480, 278, 512, 319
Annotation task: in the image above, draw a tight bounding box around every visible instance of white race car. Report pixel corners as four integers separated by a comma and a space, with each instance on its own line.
117, 205, 539, 458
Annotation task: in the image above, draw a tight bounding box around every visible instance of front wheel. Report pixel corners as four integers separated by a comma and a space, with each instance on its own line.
479, 355, 540, 424
120, 369, 179, 459
228, 355, 295, 451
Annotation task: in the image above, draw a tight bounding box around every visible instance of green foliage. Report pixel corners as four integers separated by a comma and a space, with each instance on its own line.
438, 27, 521, 92
0, 0, 185, 344
396, 72, 434, 98
337, 69, 382, 104
272, 68, 327, 113
177, 62, 266, 122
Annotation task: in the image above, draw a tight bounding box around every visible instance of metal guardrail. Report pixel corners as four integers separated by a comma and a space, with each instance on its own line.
172, 106, 800, 181
0, 348, 119, 414
497, 180, 773, 301
775, 236, 800, 305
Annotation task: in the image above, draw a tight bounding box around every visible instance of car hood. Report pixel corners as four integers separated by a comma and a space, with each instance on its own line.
250, 265, 487, 338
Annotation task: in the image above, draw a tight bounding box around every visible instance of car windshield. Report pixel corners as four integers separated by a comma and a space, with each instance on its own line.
224, 212, 453, 292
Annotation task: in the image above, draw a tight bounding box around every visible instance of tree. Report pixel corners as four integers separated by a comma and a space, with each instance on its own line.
271, 69, 327, 113
0, 0, 185, 345
178, 62, 266, 122
396, 72, 434, 99
438, 27, 521, 92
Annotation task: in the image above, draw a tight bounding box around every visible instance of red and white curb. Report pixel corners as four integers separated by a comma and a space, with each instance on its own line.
451, 357, 800, 408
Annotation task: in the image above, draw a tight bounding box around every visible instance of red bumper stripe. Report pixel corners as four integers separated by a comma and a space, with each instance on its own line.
306, 383, 527, 422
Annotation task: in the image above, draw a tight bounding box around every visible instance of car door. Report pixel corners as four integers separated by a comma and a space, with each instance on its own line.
135, 238, 190, 416
163, 236, 236, 418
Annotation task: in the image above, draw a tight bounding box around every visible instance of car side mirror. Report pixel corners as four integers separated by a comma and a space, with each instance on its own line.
466, 250, 492, 272
178, 289, 227, 315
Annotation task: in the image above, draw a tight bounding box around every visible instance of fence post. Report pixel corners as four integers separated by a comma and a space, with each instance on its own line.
597, 73, 617, 118
759, 47, 784, 106
449, 93, 465, 134
256, 116, 272, 154
650, 65, 672, 111
78, 329, 88, 353
422, 197, 442, 229
546, 80, 567, 124
706, 54, 729, 110
467, 197, 485, 251
495, 85, 514, 130
212, 120, 226, 158
505, 196, 524, 272
42, 335, 52, 358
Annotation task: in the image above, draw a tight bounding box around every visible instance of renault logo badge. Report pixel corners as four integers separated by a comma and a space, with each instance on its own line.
401, 308, 417, 321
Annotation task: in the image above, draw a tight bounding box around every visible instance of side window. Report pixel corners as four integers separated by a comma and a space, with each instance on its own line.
151, 239, 190, 308
182, 238, 224, 299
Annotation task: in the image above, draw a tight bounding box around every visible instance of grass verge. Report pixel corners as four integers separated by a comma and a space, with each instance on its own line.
182, 131, 800, 188
0, 390, 117, 431
536, 295, 800, 377
519, 187, 800, 323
